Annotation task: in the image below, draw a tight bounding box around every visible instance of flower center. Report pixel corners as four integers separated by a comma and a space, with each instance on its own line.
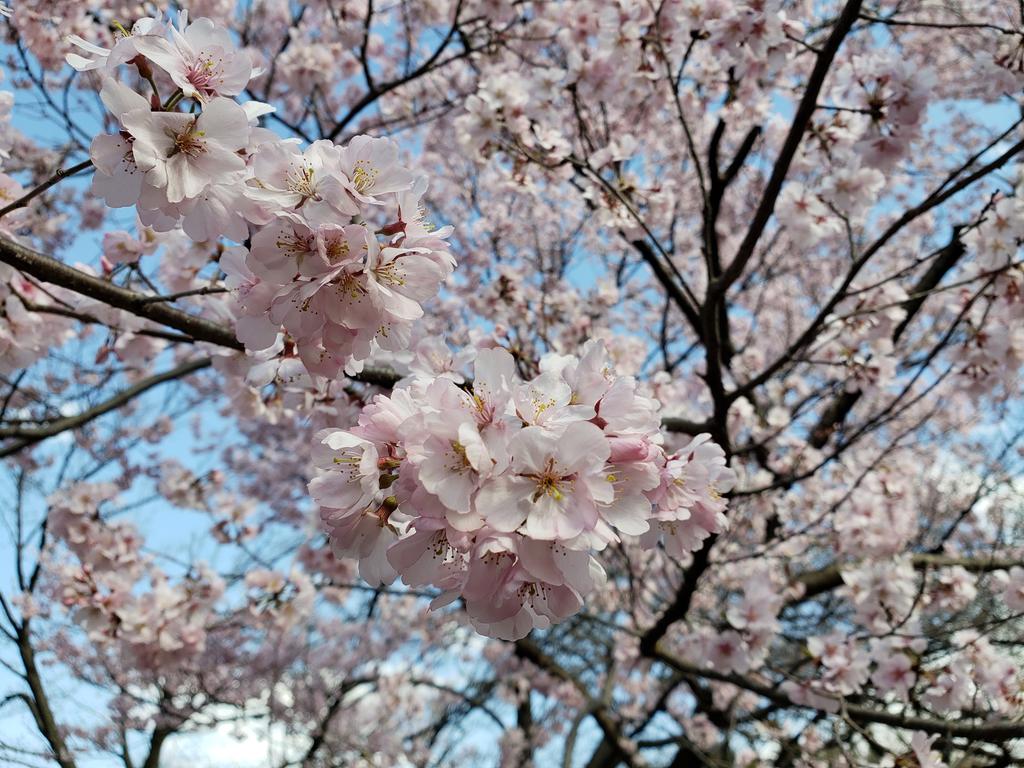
374, 259, 406, 287
350, 160, 378, 193
322, 234, 350, 264
167, 123, 207, 158
288, 164, 318, 200
186, 56, 222, 96
276, 230, 316, 264
525, 458, 572, 503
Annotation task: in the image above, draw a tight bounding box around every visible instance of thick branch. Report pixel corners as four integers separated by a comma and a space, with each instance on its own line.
0, 358, 212, 457
0, 236, 242, 350
296, 678, 374, 766
698, 0, 862, 452
651, 646, 1024, 742
716, 0, 863, 290
15, 622, 76, 768
514, 639, 642, 768
630, 238, 703, 334
0, 237, 714, 437
790, 553, 1024, 604
0, 236, 410, 392
140, 727, 171, 768
638, 536, 714, 657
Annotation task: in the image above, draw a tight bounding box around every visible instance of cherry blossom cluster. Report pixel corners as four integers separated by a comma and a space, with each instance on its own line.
672, 567, 784, 677
831, 52, 934, 167
222, 169, 456, 378
47, 482, 225, 671
454, 1, 804, 165
822, 281, 908, 396
69, 11, 455, 375
4, 0, 1024, 761
245, 568, 316, 630
0, 264, 73, 374
833, 463, 918, 556
784, 599, 1021, 719
967, 192, 1024, 272
0, 76, 76, 372
308, 340, 734, 639
951, 172, 1024, 393
775, 161, 886, 249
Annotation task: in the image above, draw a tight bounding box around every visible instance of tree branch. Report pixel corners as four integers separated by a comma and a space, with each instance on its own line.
0, 160, 93, 220
514, 638, 643, 768
0, 236, 242, 350
650, 645, 1024, 742
790, 553, 1024, 604
716, 0, 863, 291
0, 357, 212, 457
12, 618, 76, 768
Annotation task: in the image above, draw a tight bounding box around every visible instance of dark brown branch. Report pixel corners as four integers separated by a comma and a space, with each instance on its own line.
629, 238, 703, 334
11, 617, 76, 768
859, 13, 1020, 35
0, 160, 93, 220
0, 236, 243, 350
325, 0, 466, 141
0, 237, 710, 433
716, 0, 863, 290
790, 553, 1024, 604
638, 535, 714, 657
135, 286, 229, 304
295, 678, 375, 767
140, 727, 171, 768
514, 639, 641, 768
704, 124, 763, 369
0, 358, 212, 457
650, 645, 1024, 741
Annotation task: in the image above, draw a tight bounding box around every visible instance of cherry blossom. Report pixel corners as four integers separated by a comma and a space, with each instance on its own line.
308, 340, 730, 638
2, 2, 1024, 766
66, 16, 165, 73
122, 97, 249, 204
132, 12, 253, 101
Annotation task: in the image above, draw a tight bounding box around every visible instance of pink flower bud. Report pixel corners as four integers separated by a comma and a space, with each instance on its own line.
607, 436, 650, 463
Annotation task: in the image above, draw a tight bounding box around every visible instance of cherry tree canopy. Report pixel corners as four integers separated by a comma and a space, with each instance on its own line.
0, 1, 1023, 766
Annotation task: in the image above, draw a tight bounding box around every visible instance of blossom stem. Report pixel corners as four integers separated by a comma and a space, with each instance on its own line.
0, 159, 93, 220
162, 89, 184, 111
